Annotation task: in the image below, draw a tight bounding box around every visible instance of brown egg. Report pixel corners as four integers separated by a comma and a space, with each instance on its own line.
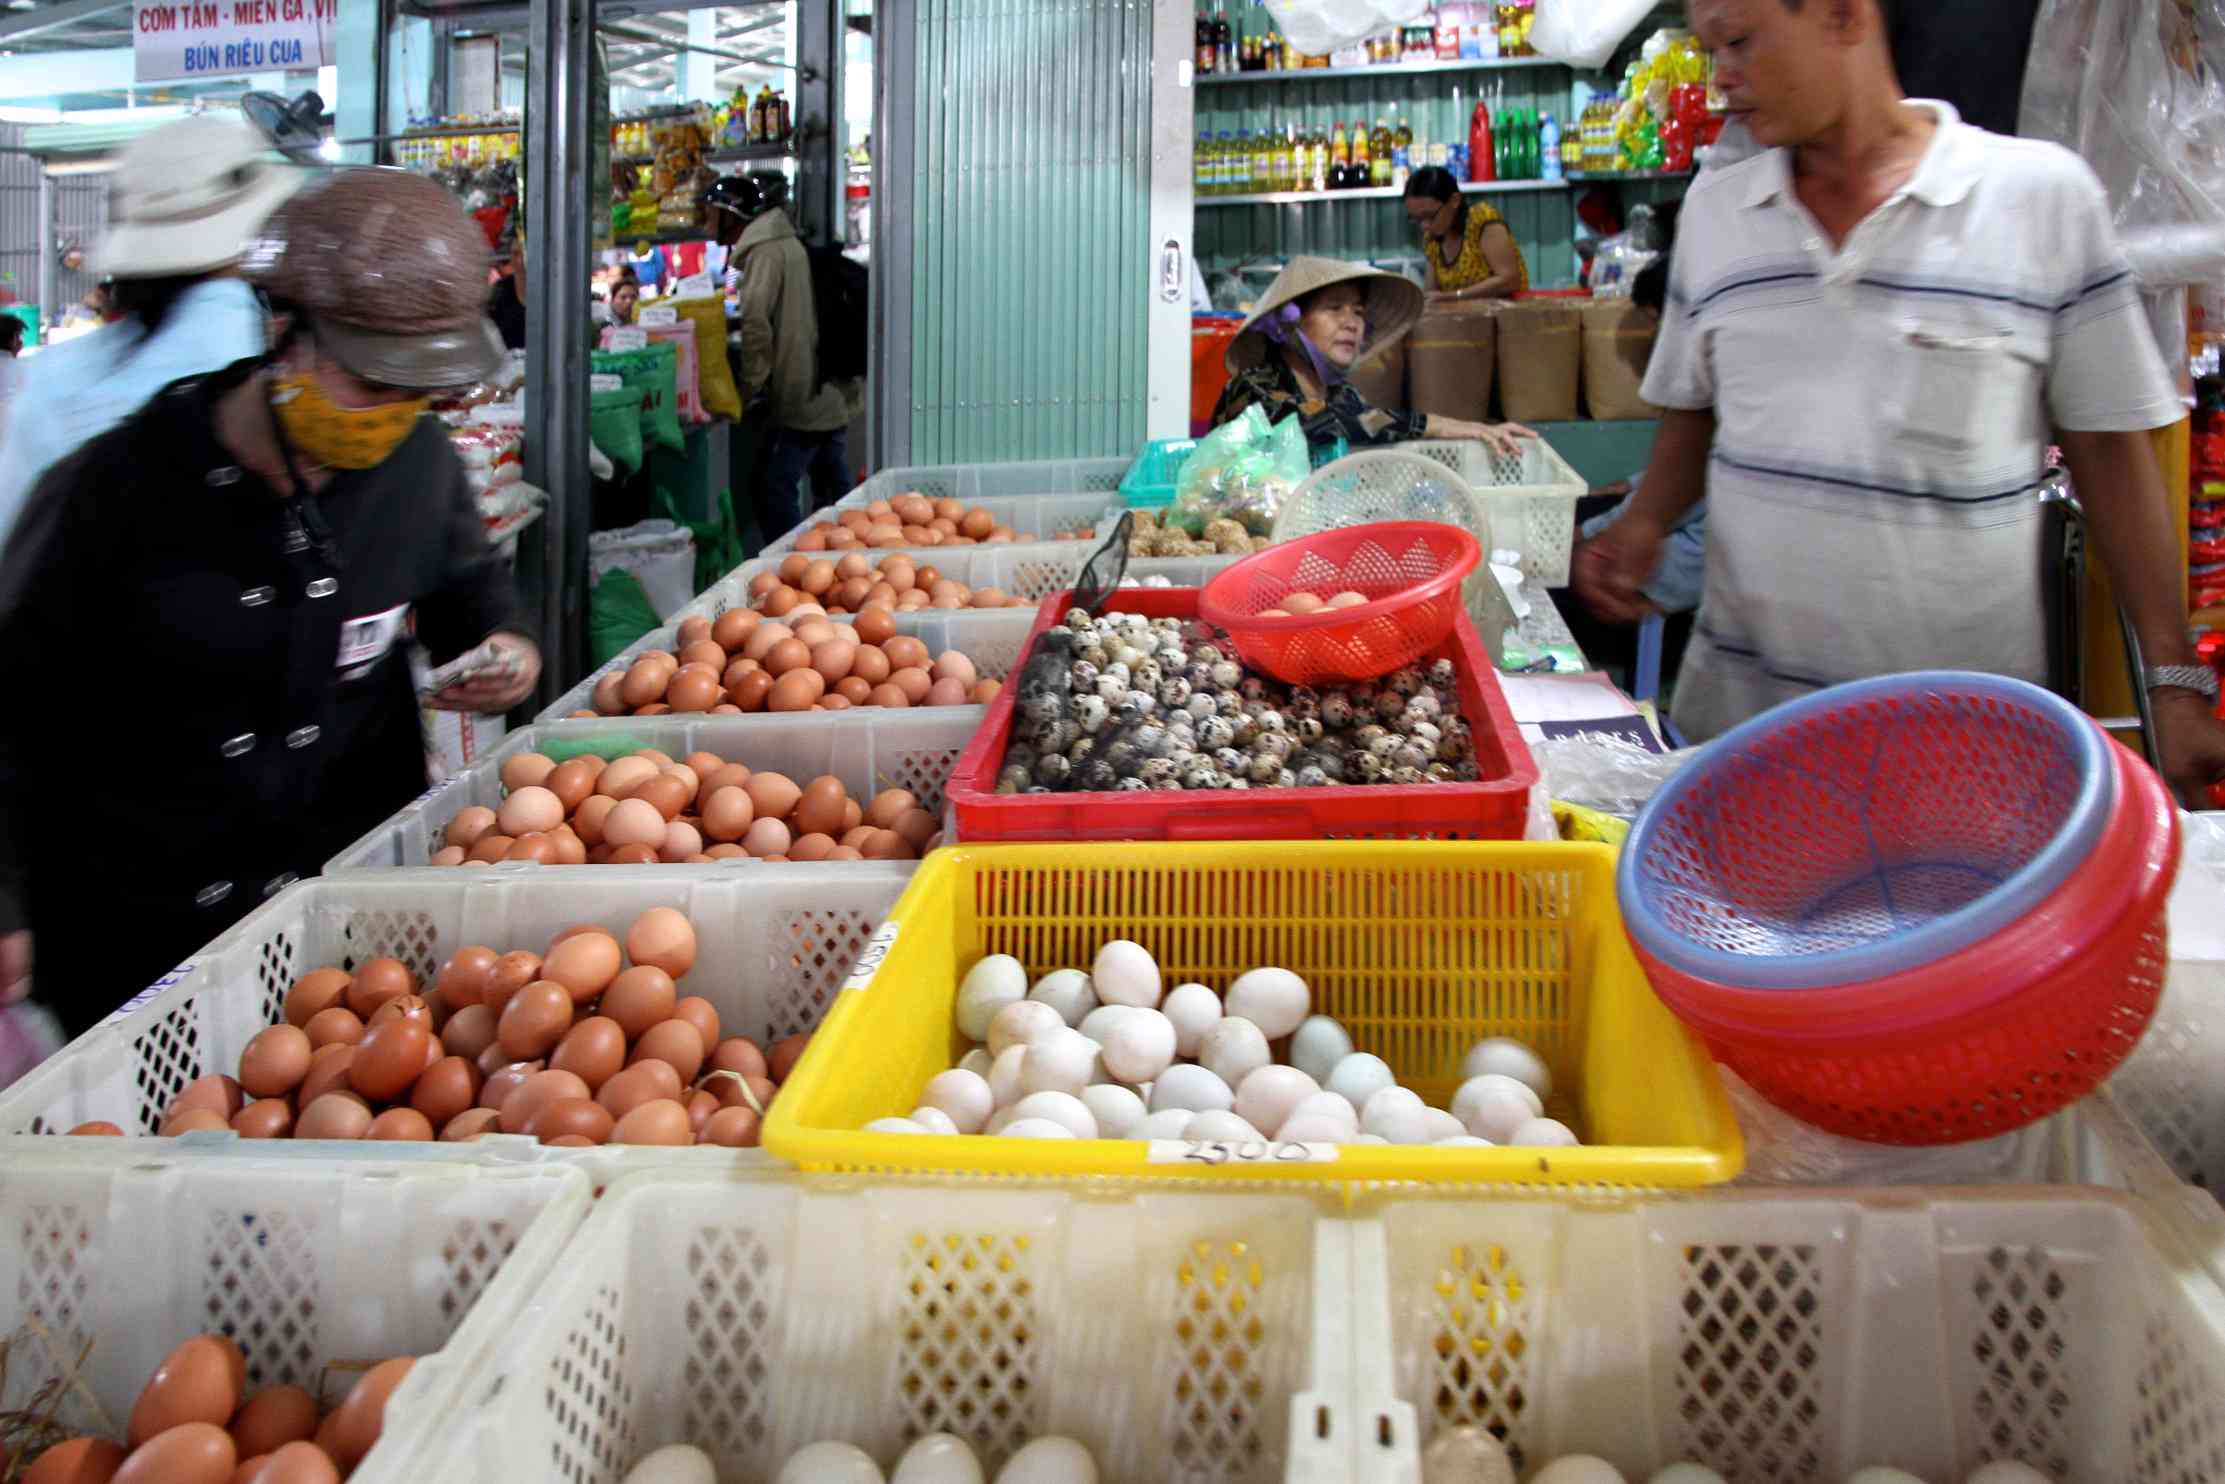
283, 969, 351, 1028
536, 930, 625, 1003
696, 760, 751, 801
683, 1088, 721, 1137
703, 843, 748, 860
704, 606, 753, 650
623, 775, 687, 824
730, 669, 778, 712
439, 1107, 500, 1142
295, 1045, 354, 1107
498, 834, 554, 865
365, 1108, 433, 1141
891, 808, 940, 852
675, 638, 725, 673
610, 1098, 693, 1146
601, 967, 678, 1041
667, 1011, 721, 1070
765, 584, 800, 616
883, 635, 930, 671
348, 1018, 430, 1102
849, 607, 898, 650
863, 582, 899, 609
748, 569, 785, 599
169, 1073, 244, 1122
631, 1019, 706, 1083
549, 1016, 627, 1091
24, 1438, 129, 1484
590, 670, 633, 715
494, 786, 560, 838
618, 906, 694, 978
880, 558, 917, 593
848, 645, 892, 687
861, 829, 913, 861
486, 951, 543, 1014
742, 818, 792, 858
498, 752, 557, 793
767, 670, 819, 712
546, 829, 587, 867
160, 1108, 231, 1136
776, 552, 812, 584
922, 677, 968, 707
956, 508, 994, 539
700, 786, 755, 842
708, 1036, 769, 1081
807, 635, 858, 681
442, 806, 499, 851
700, 1106, 763, 1147
792, 776, 848, 837
839, 825, 876, 850
615, 662, 667, 710
835, 577, 874, 610
229, 1386, 319, 1462
825, 846, 864, 860
320, 1357, 413, 1474
677, 616, 714, 646
895, 590, 931, 612
708, 1070, 778, 1115
409, 1056, 481, 1127
113, 1423, 234, 1484
528, 1097, 614, 1144
345, 959, 414, 1020
864, 682, 907, 709
295, 1093, 372, 1141
601, 798, 667, 851
439, 1004, 498, 1062
741, 621, 794, 662
65, 1121, 123, 1136
430, 946, 495, 1009
730, 774, 793, 825
796, 559, 835, 596
595, 1062, 671, 1121
497, 982, 573, 1059
769, 1032, 814, 1082
664, 668, 721, 713
888, 667, 933, 703
660, 821, 704, 863
970, 679, 1002, 704
840, 799, 864, 832
234, 1024, 309, 1099
560, 796, 611, 848
606, 843, 660, 866
816, 677, 865, 709
499, 1069, 592, 1134
867, 789, 920, 829
429, 845, 468, 867
930, 649, 979, 686
228, 1099, 293, 1139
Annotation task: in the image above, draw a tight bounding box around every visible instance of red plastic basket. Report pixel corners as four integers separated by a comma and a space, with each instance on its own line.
1197, 521, 1480, 685
945, 587, 1537, 843
1634, 740, 2178, 1144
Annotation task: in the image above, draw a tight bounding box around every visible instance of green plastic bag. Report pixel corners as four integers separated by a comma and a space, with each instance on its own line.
594, 341, 684, 453
651, 480, 745, 596
589, 382, 645, 478
588, 567, 662, 668
1170, 403, 1311, 536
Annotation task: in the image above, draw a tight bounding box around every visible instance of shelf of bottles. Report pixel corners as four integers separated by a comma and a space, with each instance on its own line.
1192, 0, 1549, 79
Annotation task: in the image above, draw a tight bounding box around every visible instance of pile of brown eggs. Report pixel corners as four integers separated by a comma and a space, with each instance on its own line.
787, 491, 1093, 551
572, 609, 999, 719
22, 1335, 413, 1484
111, 909, 809, 1149
431, 747, 940, 865
744, 552, 1032, 619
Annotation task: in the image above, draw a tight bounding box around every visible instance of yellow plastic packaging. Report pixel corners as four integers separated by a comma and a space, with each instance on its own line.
764, 841, 1743, 1194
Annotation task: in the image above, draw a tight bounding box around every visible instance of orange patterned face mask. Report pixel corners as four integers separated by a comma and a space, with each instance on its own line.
270, 373, 428, 470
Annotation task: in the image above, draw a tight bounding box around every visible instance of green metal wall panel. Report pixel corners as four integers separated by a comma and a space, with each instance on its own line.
909, 0, 1154, 463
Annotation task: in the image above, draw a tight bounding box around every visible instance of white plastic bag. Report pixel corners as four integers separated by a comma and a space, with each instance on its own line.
1527, 0, 1654, 70
1265, 0, 1427, 57
589, 518, 697, 619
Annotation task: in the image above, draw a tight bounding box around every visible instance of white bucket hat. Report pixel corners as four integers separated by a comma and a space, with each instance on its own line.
93, 114, 309, 279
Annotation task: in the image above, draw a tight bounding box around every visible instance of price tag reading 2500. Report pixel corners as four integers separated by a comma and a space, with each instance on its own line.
1146, 1139, 1338, 1166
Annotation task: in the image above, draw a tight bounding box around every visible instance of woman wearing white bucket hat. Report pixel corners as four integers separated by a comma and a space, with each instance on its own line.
1210, 256, 1531, 459
0, 113, 306, 546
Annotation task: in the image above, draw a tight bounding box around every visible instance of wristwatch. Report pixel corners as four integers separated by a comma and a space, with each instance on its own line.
2144, 664, 2220, 702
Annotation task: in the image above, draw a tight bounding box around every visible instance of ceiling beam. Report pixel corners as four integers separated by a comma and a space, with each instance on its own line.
0, 0, 129, 43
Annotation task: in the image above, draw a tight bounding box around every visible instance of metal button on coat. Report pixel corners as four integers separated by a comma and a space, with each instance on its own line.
240, 586, 274, 607
195, 881, 233, 907
286, 725, 320, 749
306, 578, 338, 598
220, 733, 257, 757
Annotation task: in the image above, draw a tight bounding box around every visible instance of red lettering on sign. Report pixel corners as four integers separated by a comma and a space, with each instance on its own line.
137, 5, 177, 31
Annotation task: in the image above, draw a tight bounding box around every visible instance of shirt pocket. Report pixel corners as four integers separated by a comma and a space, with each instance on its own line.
1888, 320, 2043, 469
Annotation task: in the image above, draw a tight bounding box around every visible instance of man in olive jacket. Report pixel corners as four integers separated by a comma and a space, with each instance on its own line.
709, 174, 859, 539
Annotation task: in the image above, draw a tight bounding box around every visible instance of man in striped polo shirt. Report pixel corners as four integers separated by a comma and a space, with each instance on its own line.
1576, 0, 2225, 801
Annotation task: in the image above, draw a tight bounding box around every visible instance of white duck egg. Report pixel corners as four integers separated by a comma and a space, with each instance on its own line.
622, 1444, 718, 1484
1326, 1053, 1396, 1112
1148, 1063, 1235, 1115
1160, 983, 1223, 1057
988, 1044, 1030, 1108
776, 1443, 884, 1484
958, 1048, 994, 1077
1028, 969, 1097, 1026
1530, 1459, 1627, 1484
956, 955, 1028, 1040
1277, 1114, 1354, 1143
1233, 1064, 1320, 1137
890, 1433, 985, 1484
1223, 967, 1309, 1038
1459, 1036, 1551, 1101
864, 1117, 930, 1135
1418, 1108, 1466, 1142
908, 1105, 960, 1136
988, 999, 1070, 1058
1434, 1135, 1495, 1147
1199, 1017, 1271, 1089
1418, 1425, 1516, 1484
1008, 1090, 1097, 1139
1099, 1008, 1178, 1085
1080, 1083, 1147, 1139
1078, 1004, 1138, 1043
993, 1436, 1099, 1484
1284, 1090, 1359, 1135
1091, 940, 1163, 1009
1000, 1118, 1076, 1139
1020, 1029, 1099, 1097
920, 1068, 995, 1133
1508, 1117, 1580, 1148
1451, 1074, 1543, 1143
1288, 1015, 1354, 1083
1135, 1108, 1197, 1138
1184, 1109, 1263, 1142
1361, 1085, 1431, 1143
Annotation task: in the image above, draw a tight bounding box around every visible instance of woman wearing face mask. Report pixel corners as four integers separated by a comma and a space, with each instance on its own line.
0, 168, 541, 1035
1211, 256, 1530, 458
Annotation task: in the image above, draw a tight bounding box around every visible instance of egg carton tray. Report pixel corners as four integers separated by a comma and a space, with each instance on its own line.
1344, 1158, 2225, 1484
840, 455, 1133, 507
686, 547, 1246, 627
755, 491, 1129, 560
327, 710, 979, 874
0, 1143, 587, 1484
0, 870, 909, 1183
369, 1168, 1355, 1484
535, 607, 1037, 725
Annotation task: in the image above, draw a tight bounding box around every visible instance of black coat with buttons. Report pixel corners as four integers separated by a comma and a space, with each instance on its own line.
0, 364, 523, 1036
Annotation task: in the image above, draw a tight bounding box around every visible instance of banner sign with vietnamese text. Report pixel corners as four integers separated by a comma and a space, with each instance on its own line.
134, 0, 337, 82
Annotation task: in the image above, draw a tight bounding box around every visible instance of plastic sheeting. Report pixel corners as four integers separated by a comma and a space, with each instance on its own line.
1265, 0, 1429, 57
2021, 0, 2225, 398
1528, 0, 1655, 72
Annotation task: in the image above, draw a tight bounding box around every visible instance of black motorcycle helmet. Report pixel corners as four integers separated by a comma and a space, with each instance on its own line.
704, 172, 788, 248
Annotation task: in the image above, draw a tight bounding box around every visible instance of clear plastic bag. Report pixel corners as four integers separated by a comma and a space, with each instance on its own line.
1531, 729, 1692, 818
1527, 0, 1655, 71
1265, 0, 1429, 57
1171, 404, 1311, 537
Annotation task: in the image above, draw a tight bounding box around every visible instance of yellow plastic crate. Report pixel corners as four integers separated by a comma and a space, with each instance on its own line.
764, 841, 1743, 1191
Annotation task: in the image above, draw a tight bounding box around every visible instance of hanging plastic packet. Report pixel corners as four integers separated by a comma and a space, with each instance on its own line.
1169, 404, 1310, 537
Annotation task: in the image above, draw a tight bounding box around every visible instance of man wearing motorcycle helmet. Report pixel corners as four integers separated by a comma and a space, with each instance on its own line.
0, 168, 541, 1033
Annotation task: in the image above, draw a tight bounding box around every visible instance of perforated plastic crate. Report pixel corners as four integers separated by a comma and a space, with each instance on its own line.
842, 457, 1132, 506
327, 711, 978, 872
376, 1170, 1352, 1484
757, 491, 1126, 559
535, 606, 1036, 724
1397, 438, 1585, 584
1346, 1176, 2225, 1484
0, 871, 907, 1179
0, 1145, 587, 1484
693, 547, 1243, 620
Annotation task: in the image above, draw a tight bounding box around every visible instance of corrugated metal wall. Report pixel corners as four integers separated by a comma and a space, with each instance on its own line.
0, 125, 106, 338
906, 0, 1154, 462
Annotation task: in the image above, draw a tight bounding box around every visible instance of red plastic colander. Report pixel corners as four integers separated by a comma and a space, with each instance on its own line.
1197, 521, 1480, 685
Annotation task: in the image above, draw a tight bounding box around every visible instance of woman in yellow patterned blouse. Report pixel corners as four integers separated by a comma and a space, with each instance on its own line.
1404, 166, 1528, 302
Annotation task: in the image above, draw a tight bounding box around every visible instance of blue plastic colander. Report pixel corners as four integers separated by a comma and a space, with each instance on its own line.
1618, 672, 2116, 991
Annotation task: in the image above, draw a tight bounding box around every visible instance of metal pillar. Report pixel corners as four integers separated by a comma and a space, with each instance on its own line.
794, 0, 837, 244
870, 0, 914, 467
34, 171, 54, 328
522, 0, 595, 705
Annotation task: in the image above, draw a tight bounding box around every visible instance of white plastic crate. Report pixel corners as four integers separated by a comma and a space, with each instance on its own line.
0, 871, 908, 1180
1347, 1179, 2225, 1484
1402, 437, 1585, 584
694, 547, 1244, 620
0, 1145, 587, 1484
842, 456, 1132, 506
381, 1169, 1352, 1484
327, 711, 979, 872
536, 606, 1036, 723
756, 491, 1127, 559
